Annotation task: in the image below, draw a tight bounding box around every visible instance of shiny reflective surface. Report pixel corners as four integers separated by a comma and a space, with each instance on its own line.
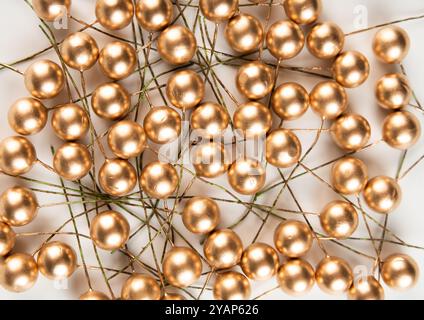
236, 61, 275, 100
0, 186, 38, 227
331, 156, 368, 195
136, 0, 173, 32
98, 159, 137, 197
121, 274, 161, 300
310, 81, 347, 120
315, 256, 353, 295
204, 229, 243, 269
381, 254, 419, 290
53, 142, 92, 181
60, 32, 99, 71
363, 176, 402, 214
91, 82, 131, 120
33, 0, 71, 21
140, 161, 179, 199
107, 120, 147, 159
191, 142, 229, 178
331, 113, 371, 151
274, 220, 313, 258
166, 70, 205, 110
225, 14, 264, 53
24, 60, 64, 99
51, 103, 89, 141
213, 271, 251, 300
233, 102, 272, 138
266, 129, 302, 168
144, 106, 182, 144
0, 222, 16, 257
271, 82, 309, 121
99, 41, 137, 80
319, 200, 358, 239
382, 111, 421, 150
8, 98, 48, 135
0, 253, 38, 292
157, 25, 197, 65
227, 158, 266, 195
283, 0, 321, 25
182, 197, 220, 234
191, 102, 230, 138
90, 210, 130, 250
240, 243, 279, 281
0, 136, 37, 176
307, 22, 344, 59
95, 0, 134, 30
200, 0, 238, 23
376, 73, 412, 110
373, 26, 410, 64
333, 51, 370, 88
277, 259, 315, 296
37, 241, 77, 280
266, 20, 305, 60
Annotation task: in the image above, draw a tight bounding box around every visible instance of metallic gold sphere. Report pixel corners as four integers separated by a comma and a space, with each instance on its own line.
53, 142, 92, 181
315, 256, 353, 295
266, 20, 305, 60
144, 106, 181, 144
80, 290, 110, 300
0, 222, 16, 257
98, 159, 137, 197
225, 14, 264, 53
90, 210, 130, 250
182, 197, 220, 234
60, 32, 99, 71
348, 276, 384, 300
271, 82, 309, 121
266, 129, 302, 168
157, 25, 197, 65
0, 136, 37, 176
213, 271, 251, 300
236, 61, 275, 100
310, 81, 348, 120
95, 0, 134, 30
162, 246, 202, 288
191, 142, 229, 178
330, 113, 371, 152
51, 103, 89, 141
204, 229, 243, 269
381, 254, 419, 290
240, 243, 279, 281
200, 0, 238, 23
135, 0, 173, 32
376, 73, 412, 110
228, 158, 266, 195
166, 70, 205, 110
8, 98, 48, 135
121, 274, 161, 300
382, 111, 421, 150
373, 26, 410, 64
274, 220, 313, 258
99, 41, 137, 80
140, 161, 179, 199
33, 0, 71, 22
331, 156, 368, 195
233, 102, 272, 138
333, 51, 370, 88
0, 186, 38, 227
0, 253, 38, 292
107, 120, 147, 159
283, 0, 321, 25
91, 82, 131, 120
277, 259, 315, 296
162, 292, 186, 300
319, 201, 358, 239
363, 176, 402, 214
24, 60, 64, 99
191, 102, 230, 138
37, 241, 77, 280
307, 22, 344, 59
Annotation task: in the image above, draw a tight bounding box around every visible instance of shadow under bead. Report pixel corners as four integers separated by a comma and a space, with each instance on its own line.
95, 0, 134, 30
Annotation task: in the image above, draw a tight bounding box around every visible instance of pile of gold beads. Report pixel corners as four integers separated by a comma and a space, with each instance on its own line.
0, 0, 421, 300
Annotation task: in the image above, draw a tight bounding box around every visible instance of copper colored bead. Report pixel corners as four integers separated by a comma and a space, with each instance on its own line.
107, 120, 147, 159
37, 241, 77, 280
225, 14, 264, 53
381, 254, 419, 290
139, 161, 179, 199
319, 200, 359, 239
227, 158, 266, 196
236, 61, 275, 100
382, 111, 421, 150
157, 25, 197, 65
310, 81, 348, 120
333, 51, 370, 88
330, 113, 371, 152
233, 101, 272, 138
182, 197, 220, 234
135, 0, 173, 32
0, 136, 37, 176
204, 229, 243, 269
266, 129, 302, 168
90, 210, 130, 250
53, 142, 92, 181
376, 73, 412, 110
95, 0, 134, 30
0, 222, 16, 257
51, 103, 89, 141
307, 22, 344, 59
80, 290, 110, 300
283, 0, 321, 25
271, 82, 309, 121
266, 20, 305, 60
190, 142, 229, 178
33, 0, 71, 22
199, 0, 238, 23
91, 82, 131, 120
0, 253, 38, 292
274, 220, 313, 258
166, 70, 205, 110
191, 102, 230, 138
8, 97, 48, 135
60, 32, 99, 71
24, 60, 64, 99
331, 156, 368, 195
213, 271, 251, 300
0, 186, 38, 227
121, 274, 161, 300
315, 256, 353, 295
348, 276, 385, 300
363, 176, 402, 214
373, 26, 410, 64
98, 159, 137, 197
240, 243, 279, 281
99, 41, 137, 80
277, 259, 315, 296
144, 106, 182, 144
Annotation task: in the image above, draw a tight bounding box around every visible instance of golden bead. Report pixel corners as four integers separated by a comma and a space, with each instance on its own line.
204, 229, 243, 269
331, 156, 368, 195
381, 254, 419, 290
348, 276, 384, 300
0, 222, 16, 257
107, 120, 147, 159
200, 0, 238, 23
191, 142, 229, 178
277, 259, 315, 296
121, 274, 161, 300
225, 14, 264, 53
373, 26, 410, 64
182, 197, 220, 234
166, 70, 205, 110
213, 271, 251, 300
191, 102, 230, 138
0, 136, 37, 176
90, 210, 130, 250
375, 73, 412, 110
266, 20, 305, 60
319, 201, 358, 239
382, 111, 421, 150
32, 0, 71, 22
98, 159, 137, 197
135, 0, 173, 32
307, 22, 344, 59
233, 102, 272, 138
8, 97, 48, 135
51, 103, 89, 141
162, 246, 202, 288
140, 161, 179, 199
157, 25, 197, 65
37, 241, 77, 280
236, 61, 275, 100
283, 0, 321, 25
60, 32, 99, 71
91, 82, 131, 120
315, 256, 353, 295
53, 142, 92, 181
240, 243, 279, 281
80, 290, 110, 300
271, 82, 309, 121
228, 158, 266, 195
0, 253, 38, 292
99, 41, 137, 80
333, 51, 370, 88
266, 129, 302, 168
95, 0, 134, 30
144, 106, 182, 144
162, 292, 186, 300
310, 81, 348, 120
274, 220, 313, 258
330, 113, 371, 152
363, 176, 402, 214
0, 186, 38, 227
24, 60, 64, 99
